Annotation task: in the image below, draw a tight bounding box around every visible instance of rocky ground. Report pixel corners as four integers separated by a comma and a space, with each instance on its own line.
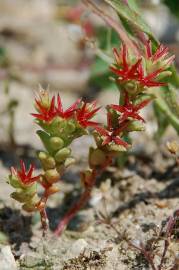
1, 135, 179, 270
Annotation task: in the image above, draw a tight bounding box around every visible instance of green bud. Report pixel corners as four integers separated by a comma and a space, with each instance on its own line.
37, 130, 52, 153
92, 131, 103, 147
22, 194, 39, 212
22, 203, 36, 212
89, 148, 106, 167
38, 151, 48, 161
49, 137, 64, 151
126, 121, 145, 132
37, 89, 50, 109
66, 121, 76, 133
125, 81, 138, 94
64, 157, 75, 168
106, 144, 127, 152
44, 169, 60, 184
9, 175, 22, 188
11, 184, 37, 202
157, 71, 172, 80
38, 152, 56, 170
55, 148, 71, 163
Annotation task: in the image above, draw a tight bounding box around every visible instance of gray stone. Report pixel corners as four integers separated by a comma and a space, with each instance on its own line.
0, 245, 17, 270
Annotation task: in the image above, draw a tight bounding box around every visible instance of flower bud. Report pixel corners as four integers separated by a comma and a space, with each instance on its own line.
37, 89, 50, 109
66, 121, 76, 133
38, 151, 48, 161
22, 203, 36, 212
49, 137, 64, 151
106, 144, 128, 152
125, 81, 138, 95
47, 186, 60, 195
156, 71, 172, 80
64, 157, 75, 168
55, 148, 71, 163
44, 169, 60, 184
89, 148, 106, 167
38, 152, 56, 169
126, 121, 145, 132
22, 195, 39, 212
9, 175, 22, 188
167, 141, 179, 155
11, 184, 37, 203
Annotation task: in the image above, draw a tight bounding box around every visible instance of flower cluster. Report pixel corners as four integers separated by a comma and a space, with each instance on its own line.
32, 91, 100, 129
111, 42, 174, 95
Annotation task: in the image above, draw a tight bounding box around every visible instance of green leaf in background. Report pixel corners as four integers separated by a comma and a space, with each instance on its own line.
164, 0, 179, 18
153, 101, 169, 140
90, 27, 119, 90
154, 85, 179, 135
104, 0, 158, 44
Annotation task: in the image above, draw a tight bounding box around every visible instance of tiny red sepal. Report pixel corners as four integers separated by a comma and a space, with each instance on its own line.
110, 93, 151, 123
95, 120, 129, 148
32, 94, 81, 123
11, 160, 40, 185
76, 101, 101, 128
56, 94, 81, 119
31, 96, 56, 122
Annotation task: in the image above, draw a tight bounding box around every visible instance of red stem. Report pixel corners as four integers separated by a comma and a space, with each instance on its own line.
54, 185, 94, 236
54, 157, 112, 236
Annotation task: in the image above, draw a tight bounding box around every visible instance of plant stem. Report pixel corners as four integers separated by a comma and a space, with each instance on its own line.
54, 169, 97, 236
54, 184, 95, 236
54, 157, 112, 236
158, 239, 169, 270
40, 208, 49, 237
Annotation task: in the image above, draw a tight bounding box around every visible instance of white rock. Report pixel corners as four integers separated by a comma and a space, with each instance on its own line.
66, 239, 88, 259
0, 245, 17, 270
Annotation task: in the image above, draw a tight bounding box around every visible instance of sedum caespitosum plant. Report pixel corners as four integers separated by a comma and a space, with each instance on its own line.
7, 35, 174, 236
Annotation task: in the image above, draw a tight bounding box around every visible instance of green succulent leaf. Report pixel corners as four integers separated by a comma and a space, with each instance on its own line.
36, 130, 53, 154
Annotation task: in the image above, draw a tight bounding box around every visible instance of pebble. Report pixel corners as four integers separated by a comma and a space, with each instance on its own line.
0, 245, 17, 270
66, 239, 88, 259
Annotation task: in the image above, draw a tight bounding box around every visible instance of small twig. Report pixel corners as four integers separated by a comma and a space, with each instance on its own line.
129, 241, 157, 270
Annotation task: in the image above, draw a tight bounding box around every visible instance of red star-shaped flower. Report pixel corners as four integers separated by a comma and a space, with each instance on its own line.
56, 94, 81, 119
95, 112, 129, 148
145, 39, 175, 66
110, 93, 151, 123
95, 126, 129, 147
11, 160, 40, 185
31, 96, 56, 122
111, 43, 174, 89
32, 93, 81, 123
75, 101, 100, 128
111, 45, 142, 83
